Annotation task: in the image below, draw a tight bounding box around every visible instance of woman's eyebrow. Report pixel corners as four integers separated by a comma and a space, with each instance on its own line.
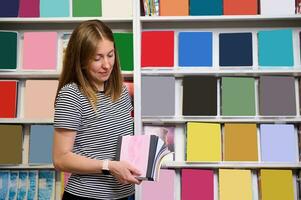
96, 49, 114, 56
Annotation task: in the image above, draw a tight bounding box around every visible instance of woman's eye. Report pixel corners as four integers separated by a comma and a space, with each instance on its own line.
108, 54, 114, 58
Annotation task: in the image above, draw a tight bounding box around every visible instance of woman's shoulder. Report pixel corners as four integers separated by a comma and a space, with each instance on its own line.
58, 83, 82, 97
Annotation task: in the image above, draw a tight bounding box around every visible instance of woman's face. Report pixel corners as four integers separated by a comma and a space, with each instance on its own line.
88, 38, 115, 91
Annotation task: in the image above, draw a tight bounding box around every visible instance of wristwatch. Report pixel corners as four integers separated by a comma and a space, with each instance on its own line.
102, 159, 110, 175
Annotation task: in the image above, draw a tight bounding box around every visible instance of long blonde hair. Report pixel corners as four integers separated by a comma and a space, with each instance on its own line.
55, 20, 123, 110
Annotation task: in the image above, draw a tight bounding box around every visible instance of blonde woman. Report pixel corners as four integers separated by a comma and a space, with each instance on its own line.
53, 20, 140, 200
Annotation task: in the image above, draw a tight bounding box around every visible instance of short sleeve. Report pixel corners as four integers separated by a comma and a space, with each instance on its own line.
123, 85, 133, 113
54, 85, 82, 131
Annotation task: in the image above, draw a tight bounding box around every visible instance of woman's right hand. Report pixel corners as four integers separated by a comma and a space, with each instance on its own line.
109, 161, 142, 185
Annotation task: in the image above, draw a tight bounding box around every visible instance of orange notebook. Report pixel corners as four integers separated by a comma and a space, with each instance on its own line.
223, 0, 258, 15
160, 0, 189, 16
224, 123, 258, 161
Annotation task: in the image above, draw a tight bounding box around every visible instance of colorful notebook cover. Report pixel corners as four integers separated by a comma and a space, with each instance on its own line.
0, 81, 17, 118
0, 171, 9, 200
223, 0, 257, 15
38, 170, 55, 200
72, 0, 101, 17
144, 125, 175, 152
102, 0, 132, 17
0, 125, 22, 164
17, 171, 28, 200
219, 169, 253, 200
224, 123, 258, 161
141, 76, 175, 116
8, 171, 19, 200
259, 76, 296, 116
160, 0, 189, 16
22, 32, 58, 70
141, 31, 174, 67
258, 29, 294, 67
24, 80, 58, 119
260, 124, 298, 163
186, 122, 221, 162
219, 33, 253, 66
27, 171, 38, 200
0, 0, 19, 17
178, 32, 212, 67
182, 76, 217, 115
190, 0, 223, 15
116, 135, 169, 181
141, 169, 175, 200
40, 0, 69, 17
114, 33, 133, 71
221, 77, 256, 116
260, 0, 295, 15
18, 0, 39, 17
260, 170, 294, 200
182, 169, 214, 200
29, 125, 54, 164
0, 31, 18, 70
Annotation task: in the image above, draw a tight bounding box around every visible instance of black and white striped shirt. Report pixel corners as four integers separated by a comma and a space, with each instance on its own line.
54, 83, 134, 200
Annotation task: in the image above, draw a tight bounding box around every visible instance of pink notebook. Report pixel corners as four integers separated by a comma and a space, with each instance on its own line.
22, 32, 58, 70
118, 135, 151, 178
182, 169, 214, 200
141, 169, 175, 200
19, 0, 40, 17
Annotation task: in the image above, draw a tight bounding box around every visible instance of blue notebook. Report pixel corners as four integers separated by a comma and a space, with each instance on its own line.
0, 171, 9, 200
38, 170, 55, 200
8, 171, 18, 200
190, 0, 223, 15
40, 0, 69, 17
0, 0, 19, 17
17, 171, 28, 200
29, 125, 54, 164
219, 33, 253, 66
260, 124, 298, 163
179, 32, 212, 67
27, 171, 38, 200
258, 29, 294, 67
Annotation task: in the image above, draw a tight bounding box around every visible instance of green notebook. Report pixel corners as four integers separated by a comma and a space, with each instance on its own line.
0, 31, 18, 70
72, 0, 101, 17
222, 77, 256, 116
114, 33, 133, 71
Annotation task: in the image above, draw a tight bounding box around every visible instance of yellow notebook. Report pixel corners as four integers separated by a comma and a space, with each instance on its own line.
186, 122, 221, 162
260, 170, 294, 200
224, 123, 258, 161
219, 169, 253, 200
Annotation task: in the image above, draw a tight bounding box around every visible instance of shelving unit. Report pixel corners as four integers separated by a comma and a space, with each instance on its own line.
136, 1, 301, 199
0, 13, 135, 200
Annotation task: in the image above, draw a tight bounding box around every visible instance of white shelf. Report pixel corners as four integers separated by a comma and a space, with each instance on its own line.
140, 15, 301, 22
0, 164, 54, 169
0, 17, 133, 23
0, 119, 53, 124
0, 71, 133, 79
142, 116, 301, 124
161, 161, 301, 169
141, 68, 301, 77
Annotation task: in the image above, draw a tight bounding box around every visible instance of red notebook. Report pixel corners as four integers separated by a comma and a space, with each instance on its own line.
223, 0, 257, 15
0, 81, 17, 118
141, 31, 174, 67
182, 169, 214, 200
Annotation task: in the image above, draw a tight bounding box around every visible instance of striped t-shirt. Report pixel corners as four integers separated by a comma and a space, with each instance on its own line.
54, 83, 134, 199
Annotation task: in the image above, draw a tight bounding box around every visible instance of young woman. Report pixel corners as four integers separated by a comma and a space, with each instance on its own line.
53, 20, 140, 200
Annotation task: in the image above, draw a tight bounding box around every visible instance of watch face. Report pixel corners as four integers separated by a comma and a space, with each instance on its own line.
102, 170, 110, 175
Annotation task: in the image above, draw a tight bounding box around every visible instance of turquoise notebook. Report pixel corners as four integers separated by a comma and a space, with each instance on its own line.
258, 29, 294, 67
40, 0, 69, 17
190, 0, 223, 15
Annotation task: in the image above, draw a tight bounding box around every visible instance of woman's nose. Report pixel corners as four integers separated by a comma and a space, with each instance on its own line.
102, 57, 110, 69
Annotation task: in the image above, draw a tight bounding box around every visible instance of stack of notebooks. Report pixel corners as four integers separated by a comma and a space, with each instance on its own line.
116, 135, 170, 181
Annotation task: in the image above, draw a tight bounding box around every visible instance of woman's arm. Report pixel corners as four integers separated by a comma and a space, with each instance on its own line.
52, 128, 141, 184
